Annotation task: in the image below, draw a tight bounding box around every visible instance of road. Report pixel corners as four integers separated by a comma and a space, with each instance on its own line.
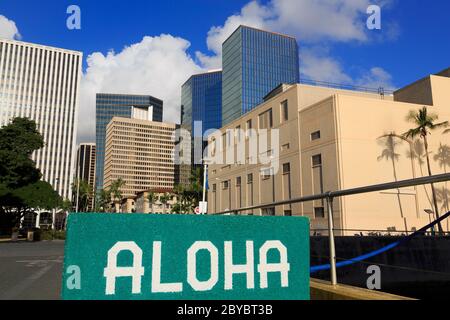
0, 241, 64, 300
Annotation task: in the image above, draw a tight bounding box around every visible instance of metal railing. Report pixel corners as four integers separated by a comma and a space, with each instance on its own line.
213, 173, 450, 286
299, 78, 395, 96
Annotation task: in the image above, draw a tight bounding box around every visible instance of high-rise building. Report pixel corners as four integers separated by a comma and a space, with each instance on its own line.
104, 116, 177, 199
95, 93, 163, 190
222, 25, 299, 126
0, 39, 82, 199
180, 70, 222, 182
75, 143, 96, 211
181, 70, 222, 136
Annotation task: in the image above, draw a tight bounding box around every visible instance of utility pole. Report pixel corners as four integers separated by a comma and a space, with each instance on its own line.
201, 161, 208, 214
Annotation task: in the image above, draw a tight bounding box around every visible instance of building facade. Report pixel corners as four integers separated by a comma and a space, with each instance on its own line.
103, 116, 177, 198
181, 70, 222, 136
222, 25, 299, 126
0, 39, 82, 200
96, 93, 163, 190
180, 70, 222, 183
208, 71, 450, 235
75, 143, 96, 211
135, 189, 178, 214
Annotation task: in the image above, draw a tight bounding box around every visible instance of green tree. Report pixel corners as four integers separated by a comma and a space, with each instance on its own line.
94, 188, 112, 213
109, 178, 125, 212
159, 193, 171, 214
403, 107, 449, 234
0, 118, 63, 230
147, 191, 157, 213
71, 179, 93, 212
171, 168, 205, 214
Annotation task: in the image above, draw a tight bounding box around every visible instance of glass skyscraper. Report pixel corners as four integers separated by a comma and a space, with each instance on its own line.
222, 25, 299, 125
181, 70, 222, 135
95, 93, 163, 190
180, 71, 222, 169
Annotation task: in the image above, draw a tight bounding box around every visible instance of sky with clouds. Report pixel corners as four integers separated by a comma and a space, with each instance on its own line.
0, 0, 449, 143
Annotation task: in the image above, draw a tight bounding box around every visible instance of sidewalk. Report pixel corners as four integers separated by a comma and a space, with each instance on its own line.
0, 238, 26, 243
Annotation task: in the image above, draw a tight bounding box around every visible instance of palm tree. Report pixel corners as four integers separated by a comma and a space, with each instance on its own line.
147, 191, 157, 213
109, 178, 125, 212
95, 188, 112, 212
403, 107, 449, 234
159, 193, 171, 214
71, 179, 93, 212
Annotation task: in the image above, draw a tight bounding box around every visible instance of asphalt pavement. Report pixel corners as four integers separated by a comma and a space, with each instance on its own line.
0, 240, 64, 300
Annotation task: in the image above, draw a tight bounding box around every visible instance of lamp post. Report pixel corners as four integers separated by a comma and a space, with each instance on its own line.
201, 161, 208, 214
424, 209, 436, 236
52, 178, 60, 230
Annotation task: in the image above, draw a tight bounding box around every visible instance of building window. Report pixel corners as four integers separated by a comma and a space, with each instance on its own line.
283, 163, 291, 174
312, 154, 322, 167
236, 126, 241, 142
262, 207, 275, 216
226, 130, 232, 147
259, 109, 273, 129
281, 100, 288, 122
212, 184, 217, 192
211, 138, 216, 156
284, 210, 292, 216
261, 168, 272, 180
311, 131, 321, 141
246, 119, 252, 138
247, 173, 253, 184
236, 176, 241, 186
222, 180, 229, 190
314, 207, 325, 219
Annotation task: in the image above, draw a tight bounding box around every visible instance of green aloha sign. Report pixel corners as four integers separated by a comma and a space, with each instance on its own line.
62, 214, 310, 300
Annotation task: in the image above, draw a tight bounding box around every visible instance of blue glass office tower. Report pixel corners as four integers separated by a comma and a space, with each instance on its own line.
222, 25, 299, 125
95, 93, 163, 190
181, 70, 222, 135
179, 71, 222, 184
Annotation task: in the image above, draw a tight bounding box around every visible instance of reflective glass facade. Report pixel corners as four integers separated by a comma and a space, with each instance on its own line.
181, 71, 222, 135
222, 26, 299, 125
95, 93, 163, 189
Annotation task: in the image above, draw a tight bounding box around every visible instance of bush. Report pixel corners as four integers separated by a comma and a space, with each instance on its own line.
40, 230, 66, 240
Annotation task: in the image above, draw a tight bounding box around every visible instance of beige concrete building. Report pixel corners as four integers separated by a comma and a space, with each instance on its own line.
120, 197, 136, 213
135, 189, 178, 214
104, 117, 177, 198
207, 72, 450, 235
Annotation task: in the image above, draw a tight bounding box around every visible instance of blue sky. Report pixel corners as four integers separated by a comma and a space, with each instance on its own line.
1, 0, 449, 142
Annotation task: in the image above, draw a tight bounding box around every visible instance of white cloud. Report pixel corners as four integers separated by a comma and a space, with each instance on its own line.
198, 0, 389, 64
300, 48, 353, 84
355, 67, 394, 89
300, 48, 394, 90
0, 15, 21, 40
78, 35, 203, 142
78, 0, 396, 142
195, 0, 395, 90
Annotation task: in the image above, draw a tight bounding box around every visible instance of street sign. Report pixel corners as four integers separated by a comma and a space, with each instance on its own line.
62, 214, 310, 300
199, 201, 208, 214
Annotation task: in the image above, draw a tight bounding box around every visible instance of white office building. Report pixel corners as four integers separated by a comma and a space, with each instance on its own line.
0, 39, 82, 200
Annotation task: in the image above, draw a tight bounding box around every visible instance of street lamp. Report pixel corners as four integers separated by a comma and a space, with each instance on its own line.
424, 209, 436, 236
52, 178, 60, 230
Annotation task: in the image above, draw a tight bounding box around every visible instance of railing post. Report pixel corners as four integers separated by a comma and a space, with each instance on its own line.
326, 195, 337, 286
